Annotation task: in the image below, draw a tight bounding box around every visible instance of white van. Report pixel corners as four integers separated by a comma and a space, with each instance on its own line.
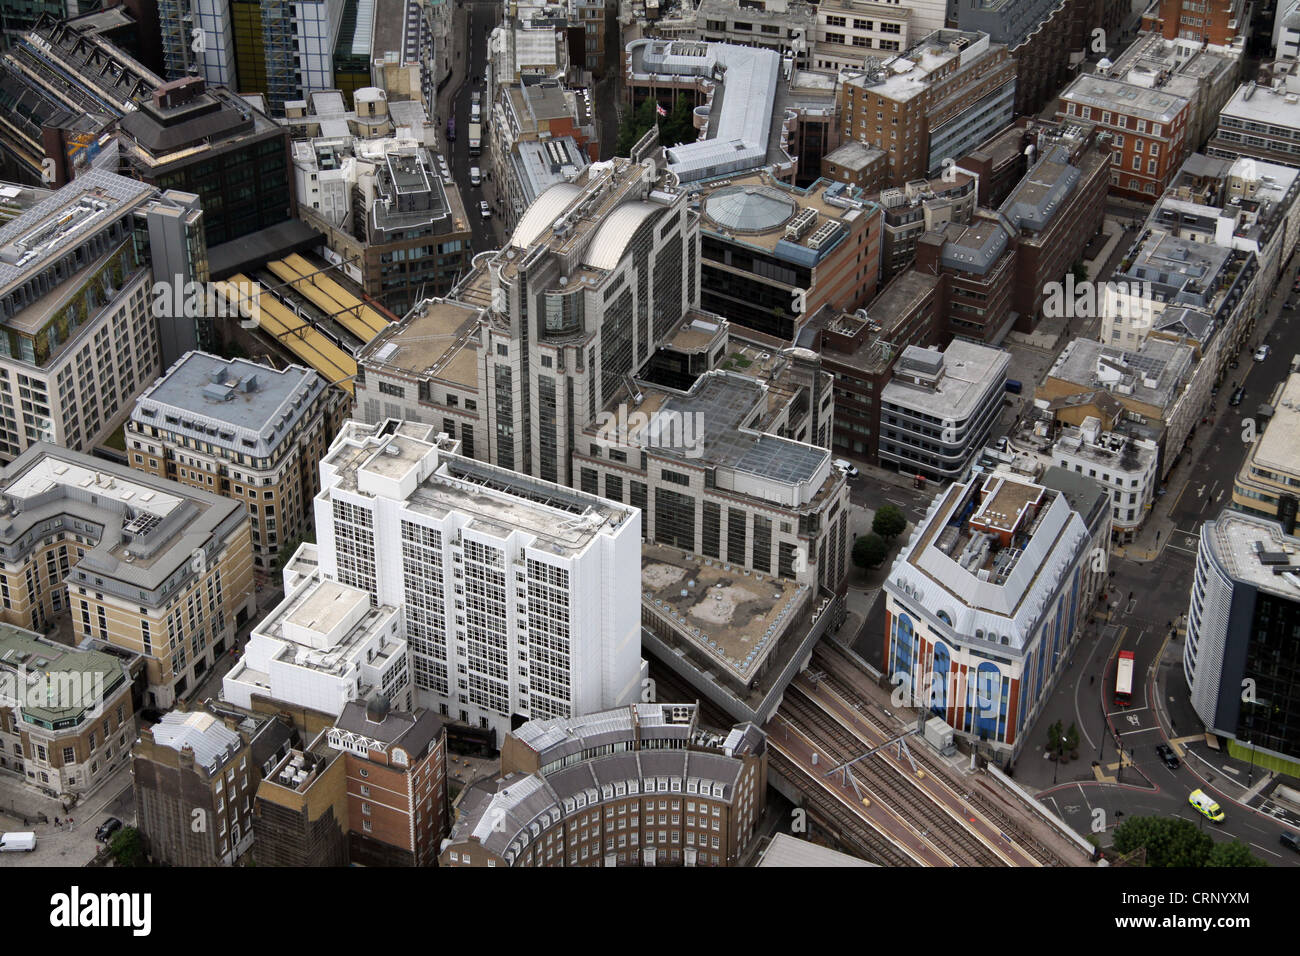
470, 166, 482, 186
0, 831, 36, 852
832, 458, 859, 478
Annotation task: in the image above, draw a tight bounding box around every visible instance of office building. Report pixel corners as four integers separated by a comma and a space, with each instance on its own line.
877, 172, 979, 280
0, 171, 166, 460
1040, 337, 1200, 477
816, 271, 943, 460
128, 352, 349, 571
309, 418, 643, 744
1057, 74, 1191, 200
0, 444, 256, 708
440, 703, 767, 867
696, 172, 882, 340
1141, 0, 1248, 57
1051, 417, 1159, 541
878, 340, 1009, 481
1233, 372, 1300, 528
1207, 61, 1300, 169
883, 468, 1111, 764
223, 570, 413, 718
814, 0, 916, 72
252, 727, 350, 866
0, 624, 136, 798
838, 30, 1017, 186
1184, 511, 1300, 766
133, 702, 296, 866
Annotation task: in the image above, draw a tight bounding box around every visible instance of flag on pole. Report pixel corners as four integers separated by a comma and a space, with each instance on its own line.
655, 103, 668, 118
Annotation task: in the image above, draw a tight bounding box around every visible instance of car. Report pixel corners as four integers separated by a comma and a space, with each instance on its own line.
1155, 743, 1180, 769
1230, 387, 1245, 406
1230, 359, 1239, 368
1189, 789, 1225, 822
469, 166, 481, 186
1256, 344, 1271, 362
95, 817, 123, 843
479, 200, 491, 219
832, 458, 859, 478
1282, 830, 1300, 853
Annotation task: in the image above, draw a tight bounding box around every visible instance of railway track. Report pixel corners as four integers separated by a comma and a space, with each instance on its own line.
812, 641, 1070, 867
781, 687, 1006, 866
767, 748, 916, 867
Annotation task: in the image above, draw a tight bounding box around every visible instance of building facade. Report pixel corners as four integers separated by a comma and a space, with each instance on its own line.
1184, 511, 1300, 765
0, 445, 256, 708
440, 703, 767, 867
0, 624, 136, 799
310, 419, 643, 744
878, 341, 1009, 481
883, 468, 1111, 764
128, 352, 349, 571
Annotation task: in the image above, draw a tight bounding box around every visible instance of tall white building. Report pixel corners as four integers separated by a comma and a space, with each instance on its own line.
310, 419, 643, 741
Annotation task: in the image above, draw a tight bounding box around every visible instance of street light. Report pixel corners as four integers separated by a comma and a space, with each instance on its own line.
1244, 738, 1257, 788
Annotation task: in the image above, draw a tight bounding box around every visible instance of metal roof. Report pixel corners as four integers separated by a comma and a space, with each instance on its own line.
582, 201, 659, 270
511, 182, 583, 248
150, 710, 243, 772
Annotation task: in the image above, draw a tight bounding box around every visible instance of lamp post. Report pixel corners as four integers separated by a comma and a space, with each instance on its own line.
1245, 738, 1257, 788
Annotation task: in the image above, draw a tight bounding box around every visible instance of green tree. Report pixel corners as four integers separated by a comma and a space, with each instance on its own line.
1206, 840, 1268, 867
1065, 722, 1080, 754
872, 504, 907, 541
108, 826, 147, 868
660, 96, 696, 148
852, 532, 889, 570
1045, 719, 1063, 756
615, 99, 658, 156
1113, 816, 1212, 868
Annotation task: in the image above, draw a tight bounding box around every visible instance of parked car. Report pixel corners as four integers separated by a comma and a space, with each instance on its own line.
1230, 387, 1245, 406
479, 200, 491, 219
1189, 789, 1225, 822
95, 817, 123, 843
1155, 743, 1180, 769
1256, 344, 1271, 362
1282, 830, 1300, 853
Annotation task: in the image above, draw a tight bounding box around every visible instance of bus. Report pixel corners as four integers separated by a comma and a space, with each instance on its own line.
1114, 649, 1135, 707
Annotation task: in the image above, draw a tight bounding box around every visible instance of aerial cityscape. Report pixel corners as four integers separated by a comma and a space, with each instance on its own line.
0, 0, 1294, 894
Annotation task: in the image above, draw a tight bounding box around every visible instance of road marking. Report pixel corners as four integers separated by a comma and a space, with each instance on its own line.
1250, 843, 1283, 859
1119, 727, 1159, 736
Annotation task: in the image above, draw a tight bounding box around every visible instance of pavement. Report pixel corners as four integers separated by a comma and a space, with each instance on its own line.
0, 762, 135, 867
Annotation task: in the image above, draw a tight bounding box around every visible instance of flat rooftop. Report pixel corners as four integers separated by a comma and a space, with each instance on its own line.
882, 340, 1008, 418
641, 541, 808, 684
133, 352, 325, 459
361, 298, 480, 388
325, 421, 636, 558
1059, 74, 1188, 124
1048, 337, 1195, 411
697, 171, 872, 265
1206, 510, 1300, 597
618, 373, 830, 484
0, 170, 155, 299
1253, 373, 1300, 477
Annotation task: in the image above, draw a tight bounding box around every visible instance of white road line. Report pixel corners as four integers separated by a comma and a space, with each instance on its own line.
1250, 843, 1283, 859
1106, 706, 1149, 717
1119, 727, 1159, 736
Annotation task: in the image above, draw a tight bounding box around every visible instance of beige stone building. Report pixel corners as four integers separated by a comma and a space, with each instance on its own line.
0, 445, 255, 708
127, 352, 348, 572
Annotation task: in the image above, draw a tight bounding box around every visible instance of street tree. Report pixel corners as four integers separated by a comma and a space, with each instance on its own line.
1112, 817, 1212, 867
852, 532, 889, 570
872, 504, 907, 541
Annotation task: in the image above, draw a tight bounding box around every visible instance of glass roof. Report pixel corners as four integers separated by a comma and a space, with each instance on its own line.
703, 186, 796, 233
